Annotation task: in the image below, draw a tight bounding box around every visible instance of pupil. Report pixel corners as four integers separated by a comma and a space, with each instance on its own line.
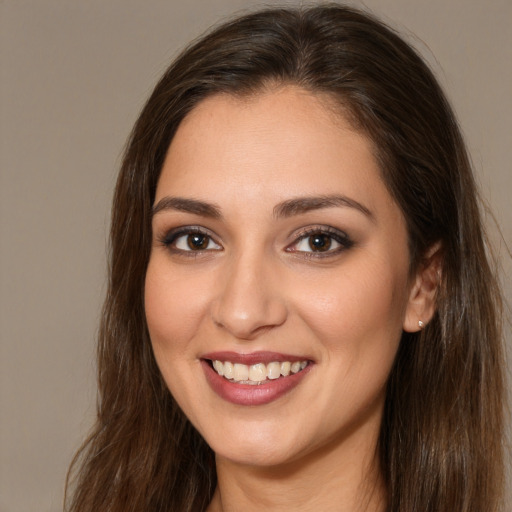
187, 234, 208, 250
309, 234, 331, 251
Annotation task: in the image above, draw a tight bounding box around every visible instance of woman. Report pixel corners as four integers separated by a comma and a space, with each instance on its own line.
66, 5, 506, 512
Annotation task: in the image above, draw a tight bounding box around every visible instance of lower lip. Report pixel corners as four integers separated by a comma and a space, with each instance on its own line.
201, 360, 312, 406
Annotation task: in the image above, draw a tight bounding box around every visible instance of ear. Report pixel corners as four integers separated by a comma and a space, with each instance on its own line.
403, 242, 443, 332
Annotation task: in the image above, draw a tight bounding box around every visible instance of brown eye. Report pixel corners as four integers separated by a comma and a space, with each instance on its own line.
168, 229, 222, 252
287, 227, 353, 256
308, 234, 332, 252
187, 233, 209, 250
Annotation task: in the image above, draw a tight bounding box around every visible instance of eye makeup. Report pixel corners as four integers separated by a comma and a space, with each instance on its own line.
157, 222, 354, 261
158, 225, 222, 256
286, 225, 354, 259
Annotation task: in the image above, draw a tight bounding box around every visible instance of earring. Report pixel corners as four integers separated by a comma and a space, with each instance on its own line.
418, 320, 425, 329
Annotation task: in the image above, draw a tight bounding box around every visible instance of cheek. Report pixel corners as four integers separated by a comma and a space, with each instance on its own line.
144, 258, 213, 421
293, 258, 408, 361
144, 258, 210, 356
293, 261, 408, 428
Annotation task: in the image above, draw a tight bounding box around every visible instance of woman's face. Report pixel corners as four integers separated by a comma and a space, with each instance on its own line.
145, 87, 417, 468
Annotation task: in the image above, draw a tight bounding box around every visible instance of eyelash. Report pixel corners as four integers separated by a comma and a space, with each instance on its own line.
159, 226, 222, 256
159, 225, 354, 258
286, 226, 354, 258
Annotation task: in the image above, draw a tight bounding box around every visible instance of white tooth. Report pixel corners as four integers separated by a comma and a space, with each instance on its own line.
249, 363, 267, 382
300, 361, 307, 370
223, 361, 234, 379
280, 361, 291, 376
267, 362, 281, 380
291, 361, 301, 374
213, 360, 224, 376
233, 363, 249, 381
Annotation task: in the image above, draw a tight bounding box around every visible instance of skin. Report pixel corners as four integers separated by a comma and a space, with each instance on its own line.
145, 87, 436, 511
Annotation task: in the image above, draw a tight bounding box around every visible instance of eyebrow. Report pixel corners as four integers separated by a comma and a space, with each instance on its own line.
273, 195, 374, 220
152, 194, 373, 221
152, 197, 222, 218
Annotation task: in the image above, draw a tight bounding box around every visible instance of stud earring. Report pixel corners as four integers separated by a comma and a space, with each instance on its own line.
418, 320, 425, 329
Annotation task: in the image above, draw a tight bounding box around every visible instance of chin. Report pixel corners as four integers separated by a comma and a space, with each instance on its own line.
202, 421, 306, 468
214, 442, 299, 468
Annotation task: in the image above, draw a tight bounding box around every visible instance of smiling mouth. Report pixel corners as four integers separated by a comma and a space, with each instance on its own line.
208, 360, 309, 385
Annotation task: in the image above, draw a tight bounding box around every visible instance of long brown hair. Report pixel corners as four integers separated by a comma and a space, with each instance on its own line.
65, 5, 506, 511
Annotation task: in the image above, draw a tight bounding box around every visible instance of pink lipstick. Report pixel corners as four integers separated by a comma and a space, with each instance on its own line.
201, 351, 313, 406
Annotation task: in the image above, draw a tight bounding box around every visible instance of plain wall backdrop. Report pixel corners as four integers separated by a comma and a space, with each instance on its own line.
1, 1, 510, 511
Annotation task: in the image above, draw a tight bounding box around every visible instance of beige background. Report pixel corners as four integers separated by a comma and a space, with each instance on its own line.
0, 1, 510, 511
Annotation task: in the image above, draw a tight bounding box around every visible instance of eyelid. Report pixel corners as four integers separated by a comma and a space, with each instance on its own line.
157, 224, 353, 258
285, 225, 354, 256
159, 225, 222, 253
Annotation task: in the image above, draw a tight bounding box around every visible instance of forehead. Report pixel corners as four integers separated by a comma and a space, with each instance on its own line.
157, 87, 387, 208
171, 86, 361, 152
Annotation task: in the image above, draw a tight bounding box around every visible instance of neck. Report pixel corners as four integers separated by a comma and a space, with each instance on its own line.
207, 426, 387, 512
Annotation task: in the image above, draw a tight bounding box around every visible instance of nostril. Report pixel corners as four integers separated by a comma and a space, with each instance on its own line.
210, 297, 288, 340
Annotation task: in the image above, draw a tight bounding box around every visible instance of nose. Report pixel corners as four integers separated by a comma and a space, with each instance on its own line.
211, 253, 288, 340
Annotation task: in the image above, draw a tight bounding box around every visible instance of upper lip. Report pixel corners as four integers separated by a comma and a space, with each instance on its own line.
201, 351, 312, 365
